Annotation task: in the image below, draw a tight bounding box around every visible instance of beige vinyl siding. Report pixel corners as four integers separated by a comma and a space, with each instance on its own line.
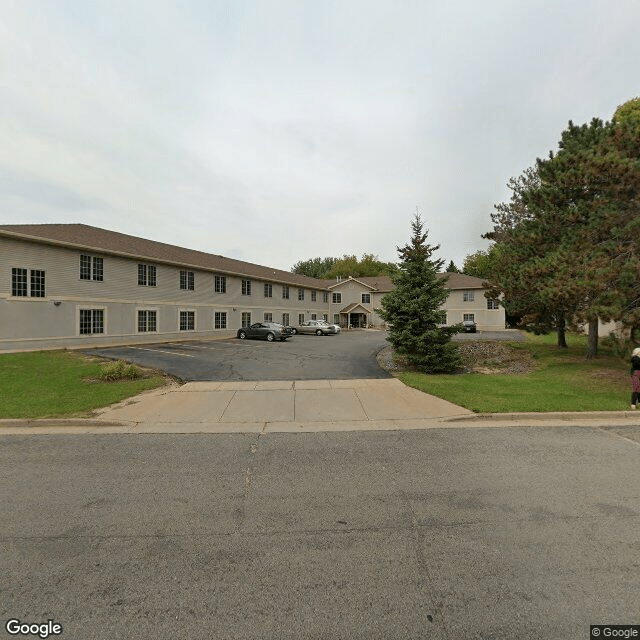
0, 237, 329, 350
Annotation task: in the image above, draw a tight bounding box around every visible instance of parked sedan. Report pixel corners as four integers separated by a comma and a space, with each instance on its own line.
291, 320, 341, 336
237, 322, 293, 342
462, 320, 477, 333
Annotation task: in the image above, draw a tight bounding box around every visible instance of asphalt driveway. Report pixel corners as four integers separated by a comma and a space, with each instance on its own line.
86, 330, 525, 382
86, 330, 392, 381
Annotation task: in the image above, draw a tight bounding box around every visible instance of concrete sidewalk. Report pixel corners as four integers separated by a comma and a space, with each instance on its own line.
2, 378, 640, 434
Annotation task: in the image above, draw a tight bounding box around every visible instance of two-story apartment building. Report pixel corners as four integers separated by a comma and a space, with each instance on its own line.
0, 224, 331, 352
324, 274, 504, 330
0, 224, 504, 352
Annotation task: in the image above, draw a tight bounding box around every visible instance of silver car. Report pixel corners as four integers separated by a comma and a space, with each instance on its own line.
291, 320, 340, 336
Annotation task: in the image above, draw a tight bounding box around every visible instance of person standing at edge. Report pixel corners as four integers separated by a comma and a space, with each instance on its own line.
630, 348, 640, 409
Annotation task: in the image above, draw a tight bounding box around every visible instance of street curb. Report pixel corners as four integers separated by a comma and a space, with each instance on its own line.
445, 411, 640, 422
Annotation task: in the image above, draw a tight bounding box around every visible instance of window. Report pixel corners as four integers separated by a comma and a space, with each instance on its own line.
214, 311, 227, 329
80, 255, 103, 281
311, 314, 317, 320
264, 312, 273, 322
323, 292, 329, 303
333, 314, 340, 324
322, 314, 328, 322
463, 313, 475, 322
282, 285, 290, 299
80, 309, 104, 335
264, 283, 273, 298
12, 268, 45, 297
298, 288, 305, 301
179, 310, 195, 331
241, 312, 251, 328
138, 310, 157, 332
298, 314, 305, 324
180, 270, 195, 291
80, 255, 91, 280
332, 292, 342, 304
30, 270, 45, 297
214, 275, 227, 293
487, 298, 500, 310
11, 268, 27, 297
282, 313, 290, 326
242, 279, 252, 296
311, 291, 317, 302
361, 293, 371, 304
138, 264, 157, 286
463, 291, 475, 302
92, 258, 104, 282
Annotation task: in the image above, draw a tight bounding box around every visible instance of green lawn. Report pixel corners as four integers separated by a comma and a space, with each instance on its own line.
399, 333, 632, 413
0, 350, 167, 419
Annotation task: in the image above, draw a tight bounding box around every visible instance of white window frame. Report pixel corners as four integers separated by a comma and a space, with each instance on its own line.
180, 270, 195, 291
463, 313, 475, 322
241, 312, 252, 328
11, 267, 27, 297
214, 274, 227, 293
242, 279, 252, 296
264, 283, 273, 298
463, 291, 475, 302
138, 264, 157, 287
78, 306, 106, 336
487, 298, 500, 310
179, 309, 196, 331
332, 292, 342, 304
137, 309, 158, 333
214, 311, 227, 329
81, 255, 104, 282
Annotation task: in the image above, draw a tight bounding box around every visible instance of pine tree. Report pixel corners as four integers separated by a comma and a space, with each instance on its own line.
377, 213, 461, 373
445, 260, 460, 273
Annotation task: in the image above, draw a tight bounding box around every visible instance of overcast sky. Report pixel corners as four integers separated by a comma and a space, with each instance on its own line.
2, 1, 639, 272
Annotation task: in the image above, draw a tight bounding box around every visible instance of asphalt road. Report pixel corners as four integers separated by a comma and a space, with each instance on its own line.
86, 330, 525, 381
3, 425, 639, 639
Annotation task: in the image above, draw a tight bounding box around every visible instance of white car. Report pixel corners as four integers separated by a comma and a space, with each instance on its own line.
291, 320, 340, 336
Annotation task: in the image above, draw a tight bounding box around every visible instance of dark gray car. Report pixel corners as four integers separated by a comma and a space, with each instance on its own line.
237, 322, 293, 342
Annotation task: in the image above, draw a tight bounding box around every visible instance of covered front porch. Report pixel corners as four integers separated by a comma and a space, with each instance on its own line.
338, 303, 372, 328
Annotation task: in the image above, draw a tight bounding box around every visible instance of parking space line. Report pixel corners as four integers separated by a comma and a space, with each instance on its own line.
131, 347, 196, 358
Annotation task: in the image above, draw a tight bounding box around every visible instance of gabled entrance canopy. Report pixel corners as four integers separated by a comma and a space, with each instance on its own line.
338, 302, 372, 328
339, 303, 371, 315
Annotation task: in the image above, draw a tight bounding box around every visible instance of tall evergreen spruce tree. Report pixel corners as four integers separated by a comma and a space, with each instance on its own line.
377, 214, 461, 373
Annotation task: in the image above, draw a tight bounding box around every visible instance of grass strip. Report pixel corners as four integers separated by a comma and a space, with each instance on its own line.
399, 333, 632, 413
0, 350, 167, 419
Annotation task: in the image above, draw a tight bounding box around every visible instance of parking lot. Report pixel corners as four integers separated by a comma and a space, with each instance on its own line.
86, 330, 525, 382
86, 329, 392, 381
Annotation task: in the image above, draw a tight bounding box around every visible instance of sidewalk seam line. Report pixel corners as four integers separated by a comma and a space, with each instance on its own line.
354, 388, 371, 420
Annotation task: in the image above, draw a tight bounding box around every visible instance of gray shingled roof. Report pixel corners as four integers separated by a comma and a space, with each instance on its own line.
0, 223, 331, 289
322, 273, 486, 291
